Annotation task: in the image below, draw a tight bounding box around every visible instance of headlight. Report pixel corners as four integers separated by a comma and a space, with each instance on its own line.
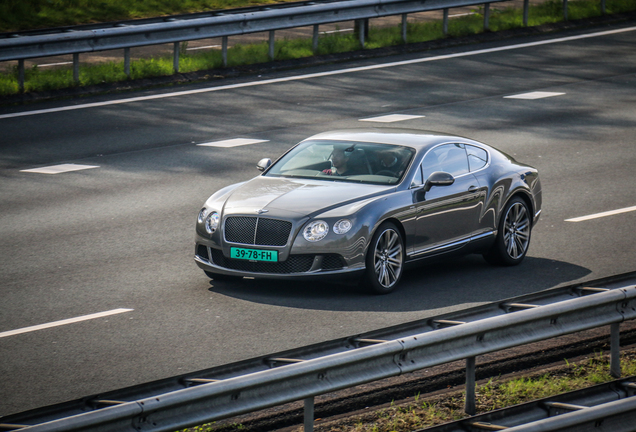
198, 208, 208, 224
205, 211, 220, 234
303, 220, 329, 242
333, 219, 352, 235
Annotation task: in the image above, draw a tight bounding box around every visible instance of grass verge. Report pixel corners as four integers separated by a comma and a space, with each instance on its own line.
0, 0, 299, 33
179, 349, 636, 432
1, 0, 635, 97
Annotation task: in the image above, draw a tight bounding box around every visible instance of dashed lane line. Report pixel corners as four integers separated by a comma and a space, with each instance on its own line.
565, 205, 636, 222
505, 91, 566, 99
20, 163, 100, 174
359, 114, 424, 122
0, 309, 134, 338
196, 138, 269, 147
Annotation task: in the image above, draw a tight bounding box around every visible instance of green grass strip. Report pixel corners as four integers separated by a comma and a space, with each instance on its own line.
0, 0, 299, 33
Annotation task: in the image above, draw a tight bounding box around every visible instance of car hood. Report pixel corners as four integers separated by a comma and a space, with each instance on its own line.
221, 176, 391, 218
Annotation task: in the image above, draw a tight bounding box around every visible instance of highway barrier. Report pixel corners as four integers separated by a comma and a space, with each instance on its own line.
0, 0, 593, 90
1, 273, 635, 431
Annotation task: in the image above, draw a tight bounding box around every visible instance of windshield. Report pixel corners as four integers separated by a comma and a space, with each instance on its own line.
265, 140, 415, 185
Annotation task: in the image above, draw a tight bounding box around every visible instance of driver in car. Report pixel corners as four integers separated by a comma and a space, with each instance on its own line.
323, 146, 356, 176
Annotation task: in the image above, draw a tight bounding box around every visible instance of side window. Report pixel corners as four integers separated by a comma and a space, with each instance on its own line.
466, 145, 488, 172
420, 149, 439, 181
411, 164, 424, 187
423, 143, 468, 177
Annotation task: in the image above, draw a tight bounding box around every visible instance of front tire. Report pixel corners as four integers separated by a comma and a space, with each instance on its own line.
362, 222, 404, 294
484, 197, 532, 266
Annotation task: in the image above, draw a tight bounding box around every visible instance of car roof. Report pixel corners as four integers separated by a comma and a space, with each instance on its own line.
302, 128, 480, 150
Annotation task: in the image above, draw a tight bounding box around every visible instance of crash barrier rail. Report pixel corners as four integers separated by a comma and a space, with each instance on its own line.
1, 272, 636, 432
0, 0, 610, 91
420, 376, 636, 432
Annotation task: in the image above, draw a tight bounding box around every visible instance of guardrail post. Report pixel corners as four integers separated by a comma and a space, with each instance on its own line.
312, 25, 319, 52
18, 59, 25, 93
443, 9, 449, 35
304, 397, 314, 432
611, 322, 621, 378
269, 30, 275, 61
563, 0, 569, 20
483, 3, 490, 31
601, 0, 606, 14
465, 356, 476, 415
523, 0, 529, 26
124, 47, 131, 78
173, 42, 180, 73
355, 19, 367, 48
73, 53, 79, 84
222, 36, 228, 67
401, 14, 407, 43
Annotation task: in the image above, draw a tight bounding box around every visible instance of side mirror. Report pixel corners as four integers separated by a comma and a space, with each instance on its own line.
256, 158, 272, 172
424, 171, 455, 192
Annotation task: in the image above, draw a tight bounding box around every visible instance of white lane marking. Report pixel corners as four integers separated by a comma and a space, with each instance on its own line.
0, 308, 134, 338
197, 138, 269, 147
1, 26, 634, 120
187, 45, 221, 50
565, 205, 636, 222
20, 163, 100, 174
321, 28, 354, 34
359, 114, 424, 123
505, 91, 566, 99
39, 62, 73, 67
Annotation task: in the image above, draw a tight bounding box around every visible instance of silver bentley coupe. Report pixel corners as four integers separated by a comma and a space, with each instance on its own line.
195, 129, 542, 294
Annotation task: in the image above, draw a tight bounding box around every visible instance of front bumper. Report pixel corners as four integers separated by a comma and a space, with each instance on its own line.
194, 243, 365, 281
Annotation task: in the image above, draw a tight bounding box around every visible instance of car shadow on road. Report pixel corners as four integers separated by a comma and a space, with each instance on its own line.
207, 255, 591, 312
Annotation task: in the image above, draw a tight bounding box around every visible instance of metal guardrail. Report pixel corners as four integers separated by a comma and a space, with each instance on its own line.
1, 272, 635, 432
420, 377, 636, 432
0, 0, 511, 60
0, 0, 597, 91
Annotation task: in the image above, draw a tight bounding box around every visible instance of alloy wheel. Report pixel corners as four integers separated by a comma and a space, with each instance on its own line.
373, 228, 403, 289
503, 202, 530, 260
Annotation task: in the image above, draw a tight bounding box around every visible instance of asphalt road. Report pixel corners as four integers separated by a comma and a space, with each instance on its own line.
1, 21, 635, 417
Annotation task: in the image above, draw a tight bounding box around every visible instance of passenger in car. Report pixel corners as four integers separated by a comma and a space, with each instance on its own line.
376, 148, 408, 177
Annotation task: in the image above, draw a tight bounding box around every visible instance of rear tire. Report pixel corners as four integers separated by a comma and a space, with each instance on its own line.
361, 222, 404, 294
484, 197, 532, 266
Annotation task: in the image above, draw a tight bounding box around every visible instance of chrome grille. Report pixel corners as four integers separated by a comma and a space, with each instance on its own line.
224, 217, 257, 244
224, 216, 291, 246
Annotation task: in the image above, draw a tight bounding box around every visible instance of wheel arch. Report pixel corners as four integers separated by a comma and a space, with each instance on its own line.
373, 217, 406, 244
492, 189, 534, 234
363, 216, 407, 260
362, 216, 406, 294
508, 189, 535, 222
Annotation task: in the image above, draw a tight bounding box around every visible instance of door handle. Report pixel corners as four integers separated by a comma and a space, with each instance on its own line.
468, 186, 479, 192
